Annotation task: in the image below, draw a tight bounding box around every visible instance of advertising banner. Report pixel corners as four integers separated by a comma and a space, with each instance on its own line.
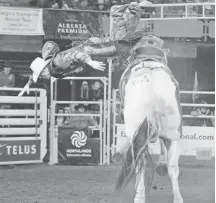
180, 126, 215, 159
43, 9, 103, 39
0, 7, 44, 35
115, 124, 215, 158
0, 140, 41, 162
58, 127, 100, 165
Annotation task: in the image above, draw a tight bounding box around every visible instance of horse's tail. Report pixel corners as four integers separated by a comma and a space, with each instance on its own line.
116, 98, 164, 193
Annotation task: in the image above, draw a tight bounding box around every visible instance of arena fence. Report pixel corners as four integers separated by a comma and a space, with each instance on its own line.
141, 2, 215, 20
0, 87, 47, 165
111, 89, 215, 161
49, 76, 109, 165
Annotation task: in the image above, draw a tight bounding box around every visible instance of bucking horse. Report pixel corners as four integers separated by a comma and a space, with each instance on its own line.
114, 36, 183, 203
18, 1, 183, 203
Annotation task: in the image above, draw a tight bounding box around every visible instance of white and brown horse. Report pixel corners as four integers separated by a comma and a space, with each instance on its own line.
114, 36, 183, 203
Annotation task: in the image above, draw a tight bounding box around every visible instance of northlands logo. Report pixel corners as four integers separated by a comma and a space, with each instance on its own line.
70, 131, 87, 148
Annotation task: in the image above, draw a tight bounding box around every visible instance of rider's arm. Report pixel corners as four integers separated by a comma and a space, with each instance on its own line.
62, 48, 103, 70
27, 75, 34, 85
74, 51, 104, 68
18, 75, 34, 96
81, 42, 117, 58
72, 49, 93, 64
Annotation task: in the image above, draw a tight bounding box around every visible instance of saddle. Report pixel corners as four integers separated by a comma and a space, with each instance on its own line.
118, 36, 179, 110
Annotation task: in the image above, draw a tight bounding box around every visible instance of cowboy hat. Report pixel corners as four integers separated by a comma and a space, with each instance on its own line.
82, 81, 88, 85
2, 61, 13, 68
139, 0, 155, 14
74, 103, 89, 111
30, 57, 51, 82
139, 0, 153, 7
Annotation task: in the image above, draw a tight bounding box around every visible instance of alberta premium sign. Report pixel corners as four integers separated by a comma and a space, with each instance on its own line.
0, 140, 41, 162
57, 23, 88, 36
43, 9, 102, 39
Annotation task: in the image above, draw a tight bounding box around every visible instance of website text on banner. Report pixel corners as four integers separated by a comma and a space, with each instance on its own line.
0, 7, 44, 35
114, 124, 215, 158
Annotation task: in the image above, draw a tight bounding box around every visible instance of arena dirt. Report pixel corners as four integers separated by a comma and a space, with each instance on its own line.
0, 157, 214, 203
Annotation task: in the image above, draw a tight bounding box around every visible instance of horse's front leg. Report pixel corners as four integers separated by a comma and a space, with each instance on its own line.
167, 140, 183, 203
134, 154, 146, 203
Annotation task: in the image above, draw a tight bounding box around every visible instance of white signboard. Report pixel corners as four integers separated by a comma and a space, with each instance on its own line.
115, 124, 215, 158
0, 7, 44, 35
180, 126, 215, 158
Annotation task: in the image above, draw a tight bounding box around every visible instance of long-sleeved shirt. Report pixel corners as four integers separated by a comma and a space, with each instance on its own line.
41, 4, 145, 79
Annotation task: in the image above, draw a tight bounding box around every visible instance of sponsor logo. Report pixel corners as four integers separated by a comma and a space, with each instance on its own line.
71, 131, 87, 148
0, 144, 37, 156
57, 23, 88, 35
64, 15, 79, 23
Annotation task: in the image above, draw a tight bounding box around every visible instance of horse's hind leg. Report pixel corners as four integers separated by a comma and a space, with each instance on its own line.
167, 139, 183, 203
156, 138, 168, 176
134, 154, 146, 203
161, 106, 183, 202
159, 137, 168, 163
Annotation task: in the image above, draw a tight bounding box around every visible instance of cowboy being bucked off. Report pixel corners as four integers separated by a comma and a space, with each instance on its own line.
18, 1, 165, 97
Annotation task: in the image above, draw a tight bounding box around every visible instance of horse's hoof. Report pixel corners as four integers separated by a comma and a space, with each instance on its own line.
134, 197, 145, 203
174, 198, 183, 203
156, 163, 168, 176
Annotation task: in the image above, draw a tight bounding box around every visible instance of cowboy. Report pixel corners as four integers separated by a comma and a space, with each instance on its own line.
0, 61, 15, 90
191, 98, 214, 127
18, 40, 105, 96
65, 103, 98, 129
0, 61, 15, 109
18, 1, 154, 97
80, 81, 89, 101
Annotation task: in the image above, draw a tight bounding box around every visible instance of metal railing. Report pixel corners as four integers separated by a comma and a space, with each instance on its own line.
42, 2, 215, 20
112, 89, 215, 120
49, 76, 109, 165
0, 87, 47, 165
144, 2, 215, 20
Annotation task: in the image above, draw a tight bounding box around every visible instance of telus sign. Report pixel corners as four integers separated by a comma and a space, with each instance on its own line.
0, 140, 41, 162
